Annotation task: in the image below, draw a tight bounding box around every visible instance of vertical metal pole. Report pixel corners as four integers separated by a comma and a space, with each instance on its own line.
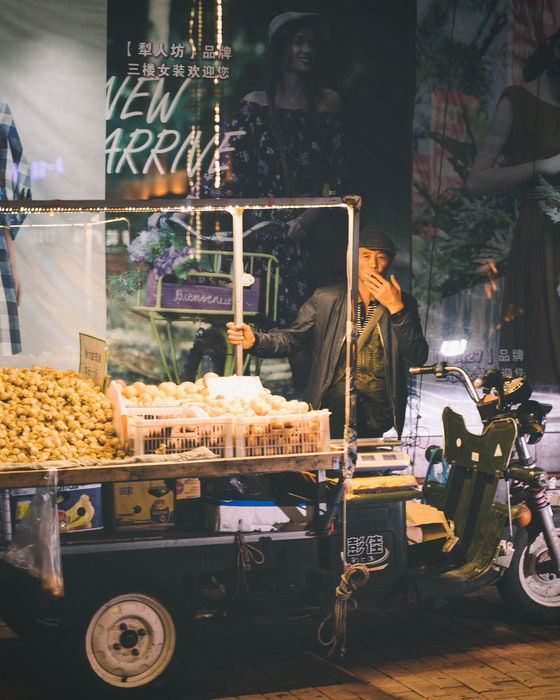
341, 198, 360, 567
344, 199, 360, 474
231, 207, 244, 376
0, 489, 12, 544
85, 222, 93, 329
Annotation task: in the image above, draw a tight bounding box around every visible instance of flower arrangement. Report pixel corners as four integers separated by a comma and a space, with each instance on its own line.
127, 228, 198, 280
108, 227, 199, 300
536, 175, 560, 224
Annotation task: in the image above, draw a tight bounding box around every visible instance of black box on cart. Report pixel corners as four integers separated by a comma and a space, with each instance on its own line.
341, 495, 409, 602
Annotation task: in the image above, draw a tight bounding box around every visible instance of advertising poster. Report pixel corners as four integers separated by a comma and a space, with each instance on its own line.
0, 0, 107, 370
411, 0, 560, 450
105, 0, 416, 400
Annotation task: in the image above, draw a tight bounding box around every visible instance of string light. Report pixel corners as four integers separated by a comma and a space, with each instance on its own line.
214, 103, 221, 190
213, 0, 223, 190
6, 217, 129, 230
216, 0, 223, 50
192, 0, 204, 260
0, 199, 350, 215
188, 2, 196, 59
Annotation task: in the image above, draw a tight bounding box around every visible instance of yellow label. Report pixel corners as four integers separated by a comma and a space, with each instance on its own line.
15, 501, 30, 520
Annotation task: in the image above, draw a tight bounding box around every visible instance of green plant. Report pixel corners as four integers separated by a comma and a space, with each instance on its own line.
536, 175, 560, 224
412, 103, 518, 308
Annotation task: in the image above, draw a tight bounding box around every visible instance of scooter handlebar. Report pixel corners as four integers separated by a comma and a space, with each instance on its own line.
409, 362, 481, 402
409, 362, 448, 377
409, 364, 438, 375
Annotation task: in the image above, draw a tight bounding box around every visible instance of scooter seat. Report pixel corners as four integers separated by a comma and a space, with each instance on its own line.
422, 407, 517, 577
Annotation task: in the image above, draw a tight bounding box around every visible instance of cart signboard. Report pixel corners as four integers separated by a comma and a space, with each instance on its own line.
79, 333, 109, 391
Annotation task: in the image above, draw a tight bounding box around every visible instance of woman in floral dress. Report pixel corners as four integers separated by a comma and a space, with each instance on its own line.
207, 12, 349, 391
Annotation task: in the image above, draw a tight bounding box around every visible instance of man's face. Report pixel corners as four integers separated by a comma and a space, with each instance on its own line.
358, 247, 392, 283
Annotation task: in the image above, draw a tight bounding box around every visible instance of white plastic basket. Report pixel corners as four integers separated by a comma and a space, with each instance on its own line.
234, 410, 330, 457
107, 381, 204, 446
127, 415, 234, 458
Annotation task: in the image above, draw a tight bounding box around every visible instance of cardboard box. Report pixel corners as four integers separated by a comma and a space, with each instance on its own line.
175, 477, 201, 500
405, 501, 453, 544
204, 499, 312, 533
112, 480, 175, 530
11, 484, 103, 533
349, 475, 418, 494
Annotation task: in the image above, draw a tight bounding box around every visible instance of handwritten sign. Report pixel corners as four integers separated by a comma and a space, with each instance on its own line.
79, 333, 109, 391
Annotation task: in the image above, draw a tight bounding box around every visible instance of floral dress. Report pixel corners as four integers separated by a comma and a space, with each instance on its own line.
204, 100, 349, 328
0, 98, 31, 355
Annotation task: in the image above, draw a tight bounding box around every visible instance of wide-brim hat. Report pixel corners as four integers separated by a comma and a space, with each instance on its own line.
268, 12, 328, 44
359, 227, 397, 257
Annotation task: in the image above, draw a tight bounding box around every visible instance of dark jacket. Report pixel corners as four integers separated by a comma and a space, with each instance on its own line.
250, 283, 428, 437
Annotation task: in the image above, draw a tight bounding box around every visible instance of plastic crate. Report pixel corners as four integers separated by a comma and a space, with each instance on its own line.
234, 410, 330, 457
107, 381, 203, 446
127, 415, 234, 458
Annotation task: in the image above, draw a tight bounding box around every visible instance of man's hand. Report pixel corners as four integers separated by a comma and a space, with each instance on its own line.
365, 272, 404, 315
226, 322, 256, 350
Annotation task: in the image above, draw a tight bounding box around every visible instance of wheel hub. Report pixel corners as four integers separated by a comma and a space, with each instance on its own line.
85, 593, 176, 688
119, 628, 139, 649
520, 531, 560, 605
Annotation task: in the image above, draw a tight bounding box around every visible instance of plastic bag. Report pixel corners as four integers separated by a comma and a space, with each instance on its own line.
3, 467, 64, 597
424, 448, 450, 486
421, 448, 450, 505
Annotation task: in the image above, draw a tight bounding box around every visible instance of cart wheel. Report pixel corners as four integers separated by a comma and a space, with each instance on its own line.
497, 511, 560, 624
182, 327, 226, 381
54, 578, 191, 698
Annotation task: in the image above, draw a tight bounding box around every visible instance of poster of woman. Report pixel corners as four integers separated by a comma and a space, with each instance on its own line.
105, 0, 416, 397
411, 0, 560, 441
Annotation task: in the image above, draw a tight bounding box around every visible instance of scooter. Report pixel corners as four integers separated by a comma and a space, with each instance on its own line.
400, 361, 560, 622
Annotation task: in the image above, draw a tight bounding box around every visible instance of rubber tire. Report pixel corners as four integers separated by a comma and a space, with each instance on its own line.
46, 576, 192, 699
182, 327, 227, 381
497, 511, 560, 624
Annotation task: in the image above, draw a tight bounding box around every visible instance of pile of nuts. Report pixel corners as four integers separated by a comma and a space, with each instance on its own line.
0, 367, 124, 463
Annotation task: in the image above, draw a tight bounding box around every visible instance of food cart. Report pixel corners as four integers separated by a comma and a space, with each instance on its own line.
2, 197, 556, 699
0, 197, 416, 697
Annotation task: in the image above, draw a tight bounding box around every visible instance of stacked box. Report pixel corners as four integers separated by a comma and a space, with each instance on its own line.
11, 484, 103, 532
204, 499, 312, 533
112, 480, 176, 530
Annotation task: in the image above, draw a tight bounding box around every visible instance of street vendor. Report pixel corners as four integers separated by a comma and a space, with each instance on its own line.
226, 227, 428, 438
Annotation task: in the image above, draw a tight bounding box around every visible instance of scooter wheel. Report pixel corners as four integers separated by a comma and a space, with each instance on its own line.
497, 518, 560, 624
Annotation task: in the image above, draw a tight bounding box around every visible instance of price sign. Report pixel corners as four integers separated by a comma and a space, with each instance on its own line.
205, 375, 264, 401
79, 333, 109, 390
